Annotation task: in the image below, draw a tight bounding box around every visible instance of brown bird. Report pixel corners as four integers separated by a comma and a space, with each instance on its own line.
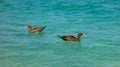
58, 33, 85, 42
27, 25, 46, 33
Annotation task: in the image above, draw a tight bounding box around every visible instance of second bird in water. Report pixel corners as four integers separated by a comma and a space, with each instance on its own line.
58, 33, 86, 42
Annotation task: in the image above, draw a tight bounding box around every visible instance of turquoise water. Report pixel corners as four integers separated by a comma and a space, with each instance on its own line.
0, 0, 120, 67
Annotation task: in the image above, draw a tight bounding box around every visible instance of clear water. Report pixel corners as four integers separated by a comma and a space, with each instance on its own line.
0, 0, 120, 67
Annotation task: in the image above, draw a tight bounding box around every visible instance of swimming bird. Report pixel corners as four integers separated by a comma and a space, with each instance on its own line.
27, 25, 46, 33
58, 33, 84, 42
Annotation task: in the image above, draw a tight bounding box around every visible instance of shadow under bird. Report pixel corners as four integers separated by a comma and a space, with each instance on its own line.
27, 25, 46, 33
58, 32, 85, 42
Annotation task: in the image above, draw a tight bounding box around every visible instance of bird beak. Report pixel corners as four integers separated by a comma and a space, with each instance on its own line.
24, 26, 27, 28
83, 34, 87, 37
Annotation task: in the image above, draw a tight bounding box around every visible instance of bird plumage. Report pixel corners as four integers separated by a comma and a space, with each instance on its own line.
27, 25, 46, 33
58, 33, 83, 42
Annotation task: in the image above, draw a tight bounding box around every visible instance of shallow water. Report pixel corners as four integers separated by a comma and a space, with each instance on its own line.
0, 0, 120, 67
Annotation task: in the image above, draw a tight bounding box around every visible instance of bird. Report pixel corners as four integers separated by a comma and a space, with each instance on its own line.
58, 33, 84, 42
27, 25, 46, 33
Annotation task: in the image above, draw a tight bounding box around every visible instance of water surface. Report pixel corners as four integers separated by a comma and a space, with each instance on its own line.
0, 0, 120, 67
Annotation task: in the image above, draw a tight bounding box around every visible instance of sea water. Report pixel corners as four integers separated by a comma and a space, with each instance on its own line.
0, 0, 120, 67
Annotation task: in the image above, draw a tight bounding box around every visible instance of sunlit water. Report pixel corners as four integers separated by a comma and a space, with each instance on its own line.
0, 0, 120, 67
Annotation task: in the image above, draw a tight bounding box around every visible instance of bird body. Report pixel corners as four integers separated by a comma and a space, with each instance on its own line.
27, 25, 46, 33
58, 36, 78, 41
58, 33, 83, 42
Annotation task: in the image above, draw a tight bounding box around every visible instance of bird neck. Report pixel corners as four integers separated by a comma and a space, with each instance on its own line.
28, 27, 32, 31
77, 35, 82, 42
